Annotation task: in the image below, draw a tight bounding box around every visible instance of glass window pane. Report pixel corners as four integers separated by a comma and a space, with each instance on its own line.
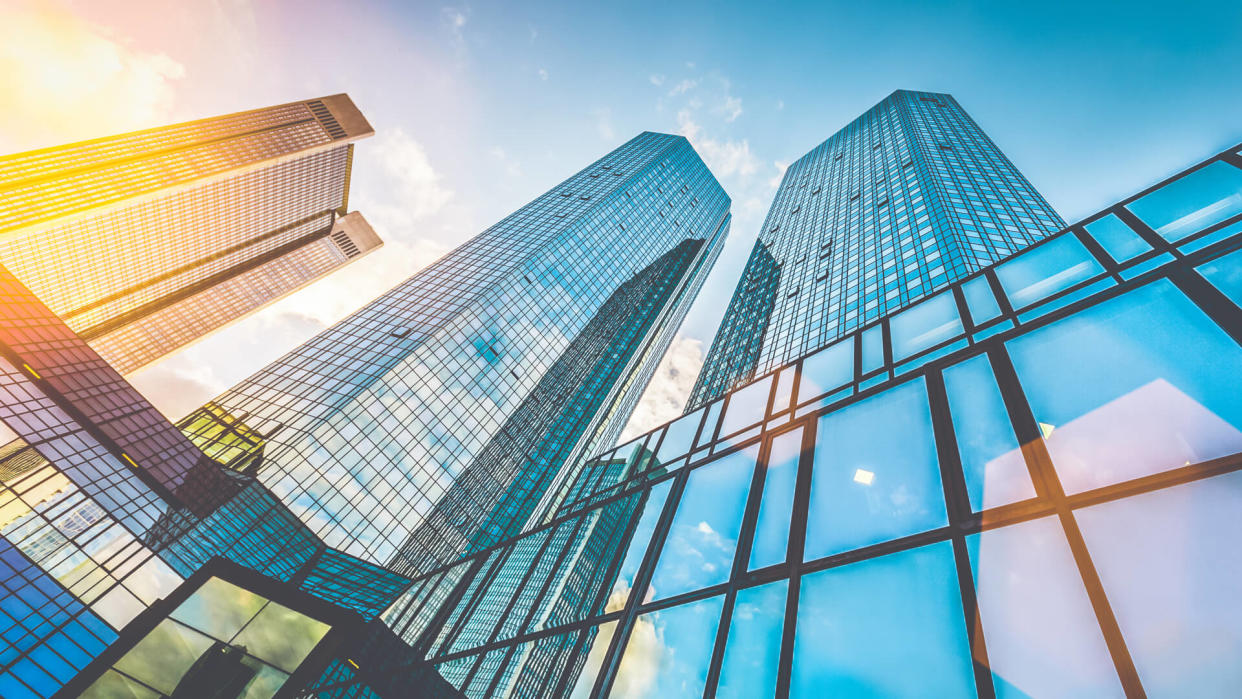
611, 595, 724, 698
720, 375, 773, 436
961, 275, 1002, 325
804, 379, 947, 560
889, 290, 964, 361
717, 580, 787, 699
797, 337, 853, 402
170, 577, 267, 642
567, 622, 616, 699
942, 355, 1035, 510
606, 481, 673, 612
696, 400, 724, 448
648, 450, 755, 600
231, 601, 330, 672
1007, 280, 1242, 493
861, 325, 884, 373
1196, 246, 1242, 308
749, 429, 802, 570
968, 517, 1122, 698
1126, 160, 1242, 242
1084, 214, 1152, 263
771, 366, 795, 414
791, 542, 974, 697
995, 235, 1105, 310
113, 619, 215, 695
1076, 470, 1242, 695
657, 408, 703, 462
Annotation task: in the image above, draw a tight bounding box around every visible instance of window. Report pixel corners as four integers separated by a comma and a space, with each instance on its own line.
994, 235, 1104, 310
1126, 160, 1242, 242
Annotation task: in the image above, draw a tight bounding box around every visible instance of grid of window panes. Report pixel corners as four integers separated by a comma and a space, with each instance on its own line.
204, 132, 731, 569
374, 143, 1242, 698
690, 90, 1064, 409
0, 96, 372, 376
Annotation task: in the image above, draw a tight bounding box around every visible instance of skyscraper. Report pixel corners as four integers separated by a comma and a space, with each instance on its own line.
690, 90, 1064, 407
0, 95, 381, 375
379, 137, 1242, 699
191, 132, 731, 573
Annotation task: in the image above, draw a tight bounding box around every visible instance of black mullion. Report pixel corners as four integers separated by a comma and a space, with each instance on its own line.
704, 434, 771, 696
1073, 227, 1124, 280
1169, 268, 1242, 346
1221, 151, 1242, 170
880, 317, 893, 375
951, 284, 976, 333
983, 269, 1016, 319
987, 346, 1147, 697
775, 419, 816, 697
411, 554, 489, 656
591, 470, 688, 698
925, 369, 997, 699
1112, 206, 1178, 257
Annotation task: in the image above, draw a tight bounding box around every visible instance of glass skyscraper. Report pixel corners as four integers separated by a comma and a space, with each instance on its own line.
188, 131, 731, 574
374, 138, 1242, 699
690, 90, 1064, 407
0, 95, 381, 375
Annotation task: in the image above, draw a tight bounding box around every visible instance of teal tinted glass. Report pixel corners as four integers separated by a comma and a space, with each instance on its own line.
797, 337, 854, 402
995, 235, 1104, 310
1127, 161, 1242, 241
791, 542, 975, 697
861, 324, 884, 373
1084, 214, 1151, 263
717, 580, 787, 698
889, 290, 964, 361
605, 480, 672, 612
1196, 246, 1242, 307
749, 428, 802, 570
804, 379, 947, 560
612, 595, 724, 697
961, 275, 1002, 325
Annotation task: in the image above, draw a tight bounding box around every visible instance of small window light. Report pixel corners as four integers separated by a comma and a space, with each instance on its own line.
1039, 422, 1056, 439
853, 468, 875, 485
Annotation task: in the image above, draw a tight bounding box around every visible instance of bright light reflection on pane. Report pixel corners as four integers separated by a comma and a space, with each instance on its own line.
995, 235, 1104, 310
804, 379, 947, 560
567, 622, 616, 699
791, 542, 974, 697
942, 354, 1035, 510
648, 449, 755, 600
798, 337, 854, 402
611, 595, 724, 698
720, 375, 773, 436
717, 580, 787, 698
1076, 470, 1242, 695
1084, 213, 1151, 263
889, 290, 964, 361
1127, 160, 1242, 241
1196, 247, 1242, 308
1008, 280, 1242, 493
968, 517, 1122, 698
749, 429, 802, 570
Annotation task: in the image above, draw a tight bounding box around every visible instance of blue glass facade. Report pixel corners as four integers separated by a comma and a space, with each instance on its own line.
690, 90, 1064, 406
367, 142, 1242, 698
199, 132, 730, 572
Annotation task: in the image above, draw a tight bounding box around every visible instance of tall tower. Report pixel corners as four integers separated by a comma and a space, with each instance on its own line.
0, 95, 381, 375
689, 90, 1063, 407
191, 132, 731, 572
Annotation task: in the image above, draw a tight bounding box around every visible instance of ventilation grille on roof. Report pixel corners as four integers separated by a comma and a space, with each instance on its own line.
331, 229, 361, 257
307, 100, 348, 139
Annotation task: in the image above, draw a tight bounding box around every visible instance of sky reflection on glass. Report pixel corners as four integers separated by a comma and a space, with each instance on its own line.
605, 481, 672, 612
648, 450, 755, 601
1008, 280, 1242, 493
749, 428, 801, 570
612, 595, 724, 698
717, 580, 786, 699
1196, 246, 1242, 307
1126, 160, 1242, 241
792, 541, 974, 697
804, 379, 947, 560
1084, 214, 1152, 263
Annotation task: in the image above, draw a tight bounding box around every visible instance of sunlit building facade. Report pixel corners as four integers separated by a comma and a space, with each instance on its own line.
0, 95, 381, 375
363, 141, 1242, 698
690, 90, 1064, 407
195, 131, 731, 574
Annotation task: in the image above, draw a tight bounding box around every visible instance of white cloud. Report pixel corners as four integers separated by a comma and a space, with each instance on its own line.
668, 78, 698, 97
770, 160, 790, 190
719, 94, 743, 122
537, 67, 548, 81
619, 335, 703, 441
648, 74, 665, 86
677, 110, 758, 179
366, 128, 454, 229
610, 614, 662, 699
0, 0, 185, 151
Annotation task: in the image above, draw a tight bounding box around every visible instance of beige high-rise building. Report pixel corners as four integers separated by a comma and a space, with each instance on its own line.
0, 94, 382, 374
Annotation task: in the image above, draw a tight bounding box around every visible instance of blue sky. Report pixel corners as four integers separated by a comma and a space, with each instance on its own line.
3, 0, 1239, 427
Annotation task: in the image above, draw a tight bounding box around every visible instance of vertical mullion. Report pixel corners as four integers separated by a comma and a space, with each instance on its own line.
775, 419, 816, 697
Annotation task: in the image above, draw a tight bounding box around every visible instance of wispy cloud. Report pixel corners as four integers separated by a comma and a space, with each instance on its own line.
620, 335, 703, 441
676, 109, 758, 178
537, 67, 548, 81
668, 78, 698, 97
488, 145, 522, 177
441, 5, 469, 53
648, 74, 665, 86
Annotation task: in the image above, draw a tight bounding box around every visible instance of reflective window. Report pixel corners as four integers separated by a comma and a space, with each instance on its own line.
717, 580, 787, 698
968, 517, 1122, 698
648, 450, 755, 600
804, 379, 947, 560
612, 595, 724, 698
567, 622, 615, 699
942, 355, 1035, 510
961, 275, 1002, 325
771, 366, 795, 414
861, 325, 884, 373
606, 481, 672, 612
1084, 214, 1152, 263
1196, 246, 1242, 308
1126, 160, 1242, 242
797, 337, 853, 402
1008, 280, 1242, 493
1076, 470, 1242, 695
791, 542, 975, 697
749, 429, 802, 570
696, 400, 724, 448
720, 375, 773, 436
889, 290, 964, 361
656, 408, 703, 462
995, 235, 1105, 310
